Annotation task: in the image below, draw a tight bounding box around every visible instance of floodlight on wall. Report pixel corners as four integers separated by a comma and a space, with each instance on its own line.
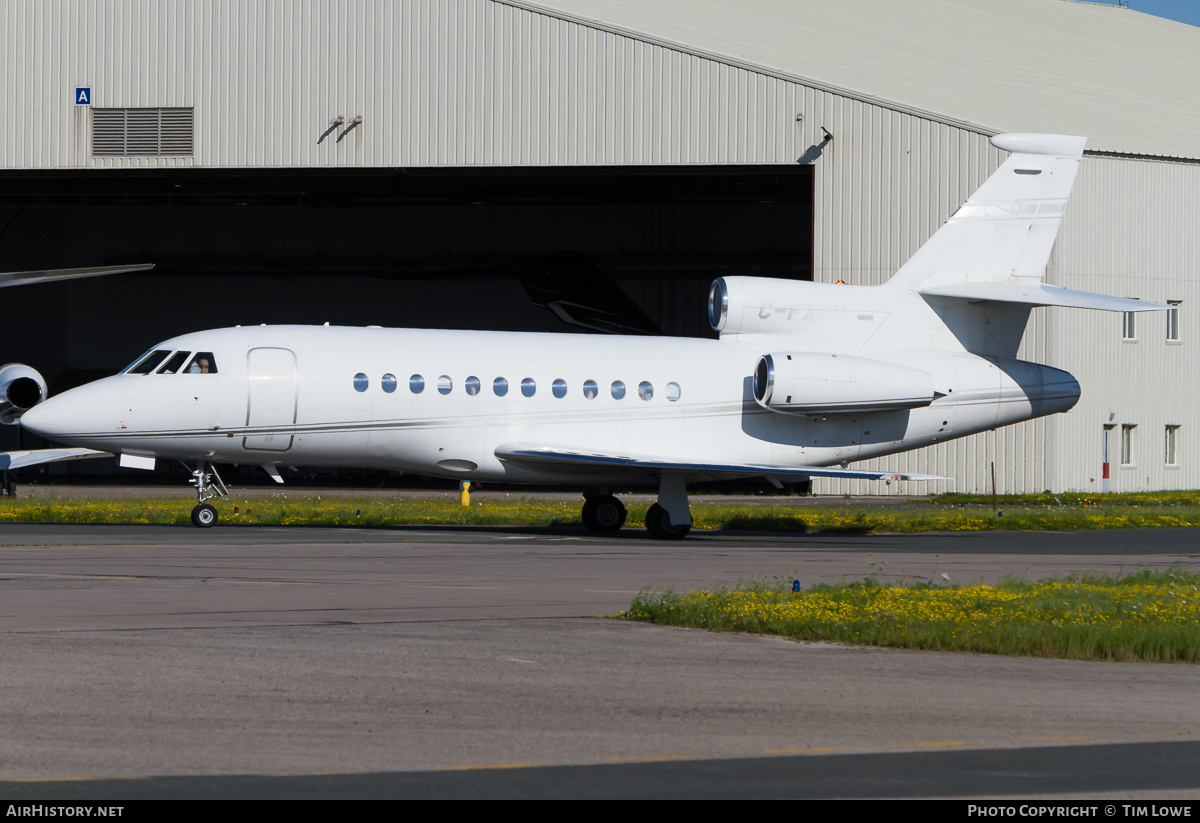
350, 115, 364, 125
330, 116, 345, 126
821, 126, 834, 142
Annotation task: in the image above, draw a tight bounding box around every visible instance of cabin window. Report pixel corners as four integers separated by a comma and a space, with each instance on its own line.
185, 352, 216, 374
552, 379, 567, 398
127, 350, 171, 374
493, 377, 508, 397
582, 380, 598, 399
381, 374, 397, 393
611, 380, 626, 400
666, 382, 681, 401
521, 378, 536, 397
410, 374, 425, 393
638, 381, 653, 400
353, 373, 368, 392
465, 376, 481, 396
157, 351, 191, 374
438, 375, 452, 395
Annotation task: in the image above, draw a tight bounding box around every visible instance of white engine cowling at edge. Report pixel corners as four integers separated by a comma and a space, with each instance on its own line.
753, 352, 937, 415
0, 363, 48, 425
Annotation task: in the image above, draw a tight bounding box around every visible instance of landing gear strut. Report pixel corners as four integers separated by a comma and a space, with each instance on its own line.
187, 461, 228, 528
581, 490, 627, 534
645, 475, 691, 540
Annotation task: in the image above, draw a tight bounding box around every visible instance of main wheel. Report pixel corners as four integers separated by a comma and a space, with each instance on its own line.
191, 503, 218, 528
582, 495, 627, 534
644, 502, 690, 540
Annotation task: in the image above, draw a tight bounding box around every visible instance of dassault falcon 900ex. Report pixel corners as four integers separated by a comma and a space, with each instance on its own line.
12, 134, 1168, 537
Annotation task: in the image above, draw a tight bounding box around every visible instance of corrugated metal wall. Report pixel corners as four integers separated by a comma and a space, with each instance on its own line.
3, 0, 818, 169
1051, 156, 1200, 493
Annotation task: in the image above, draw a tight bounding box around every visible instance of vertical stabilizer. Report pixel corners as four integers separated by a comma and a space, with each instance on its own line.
887, 133, 1086, 294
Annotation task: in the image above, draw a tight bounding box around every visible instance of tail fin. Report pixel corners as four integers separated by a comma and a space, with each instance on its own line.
888, 133, 1085, 293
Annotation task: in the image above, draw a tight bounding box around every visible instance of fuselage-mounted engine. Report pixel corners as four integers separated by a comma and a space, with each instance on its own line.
0, 363, 49, 425
753, 352, 938, 415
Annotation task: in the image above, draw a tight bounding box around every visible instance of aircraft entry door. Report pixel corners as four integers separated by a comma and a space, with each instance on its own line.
244, 347, 298, 452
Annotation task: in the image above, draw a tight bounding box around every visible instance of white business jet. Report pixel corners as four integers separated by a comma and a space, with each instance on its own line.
12, 135, 1168, 536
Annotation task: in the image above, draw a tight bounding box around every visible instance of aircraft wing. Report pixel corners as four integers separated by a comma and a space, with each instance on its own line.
495, 445, 949, 482
0, 448, 111, 470
919, 282, 1171, 312
0, 263, 154, 289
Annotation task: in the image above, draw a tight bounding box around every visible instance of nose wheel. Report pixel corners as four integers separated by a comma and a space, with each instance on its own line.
191, 503, 218, 528
186, 461, 228, 528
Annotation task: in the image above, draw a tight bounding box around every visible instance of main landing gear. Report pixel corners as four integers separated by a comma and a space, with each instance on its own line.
581, 475, 692, 540
187, 461, 229, 528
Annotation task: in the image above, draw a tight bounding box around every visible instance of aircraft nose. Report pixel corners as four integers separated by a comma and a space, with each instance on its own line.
20, 379, 124, 443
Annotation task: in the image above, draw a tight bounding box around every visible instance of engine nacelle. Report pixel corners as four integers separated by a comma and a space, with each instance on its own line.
753, 352, 937, 415
0, 363, 48, 425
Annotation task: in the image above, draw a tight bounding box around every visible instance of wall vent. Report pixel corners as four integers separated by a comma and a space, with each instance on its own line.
92, 108, 194, 157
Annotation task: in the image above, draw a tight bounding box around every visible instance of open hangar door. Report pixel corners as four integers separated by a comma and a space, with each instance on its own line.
0, 164, 813, 476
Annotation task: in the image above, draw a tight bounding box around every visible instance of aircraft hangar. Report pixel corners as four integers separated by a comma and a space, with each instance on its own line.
1, 0, 1198, 494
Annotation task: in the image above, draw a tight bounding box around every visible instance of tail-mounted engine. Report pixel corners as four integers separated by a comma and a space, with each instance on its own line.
0, 363, 48, 425
753, 352, 937, 415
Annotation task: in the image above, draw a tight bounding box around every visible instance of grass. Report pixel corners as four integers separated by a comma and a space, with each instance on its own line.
0, 490, 1199, 531
619, 569, 1200, 663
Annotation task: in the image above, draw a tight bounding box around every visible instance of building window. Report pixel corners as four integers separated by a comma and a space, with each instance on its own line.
92, 107, 194, 156
1167, 301, 1181, 342
1122, 309, 1136, 341
1121, 424, 1136, 466
1166, 425, 1180, 466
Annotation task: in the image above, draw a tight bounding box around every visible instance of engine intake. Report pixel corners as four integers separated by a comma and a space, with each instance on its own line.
753, 352, 936, 415
0, 363, 48, 425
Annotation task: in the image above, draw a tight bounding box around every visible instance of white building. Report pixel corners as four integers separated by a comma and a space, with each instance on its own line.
2, 0, 1196, 492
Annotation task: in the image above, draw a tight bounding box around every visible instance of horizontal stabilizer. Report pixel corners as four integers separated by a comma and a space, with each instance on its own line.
0, 264, 154, 289
0, 448, 111, 470
920, 282, 1170, 312
496, 445, 949, 482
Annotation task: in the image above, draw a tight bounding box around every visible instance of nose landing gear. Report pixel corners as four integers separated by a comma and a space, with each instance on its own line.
187, 461, 229, 528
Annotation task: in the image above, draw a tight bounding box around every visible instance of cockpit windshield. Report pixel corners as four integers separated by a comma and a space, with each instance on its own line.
126, 350, 171, 374
124, 349, 219, 375
157, 351, 192, 374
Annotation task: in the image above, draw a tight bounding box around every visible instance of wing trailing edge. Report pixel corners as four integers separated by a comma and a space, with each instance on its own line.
0, 264, 154, 289
495, 445, 949, 482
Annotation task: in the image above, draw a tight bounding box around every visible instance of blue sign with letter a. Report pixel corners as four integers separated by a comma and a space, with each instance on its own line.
74, 87, 91, 106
